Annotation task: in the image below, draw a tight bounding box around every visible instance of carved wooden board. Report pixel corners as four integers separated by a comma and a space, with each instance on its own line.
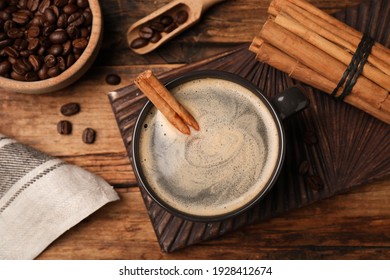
108, 0, 389, 252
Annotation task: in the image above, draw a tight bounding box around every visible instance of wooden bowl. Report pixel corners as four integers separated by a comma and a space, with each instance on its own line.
0, 0, 103, 94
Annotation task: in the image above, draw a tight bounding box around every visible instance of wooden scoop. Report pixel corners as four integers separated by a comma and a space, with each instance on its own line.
127, 0, 227, 55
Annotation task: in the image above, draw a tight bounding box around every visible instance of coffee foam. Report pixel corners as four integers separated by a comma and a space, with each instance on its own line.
138, 77, 281, 217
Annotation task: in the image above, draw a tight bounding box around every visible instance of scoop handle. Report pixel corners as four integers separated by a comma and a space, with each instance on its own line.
201, 0, 227, 13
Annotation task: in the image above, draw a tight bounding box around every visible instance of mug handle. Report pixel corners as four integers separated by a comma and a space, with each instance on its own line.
271, 86, 309, 120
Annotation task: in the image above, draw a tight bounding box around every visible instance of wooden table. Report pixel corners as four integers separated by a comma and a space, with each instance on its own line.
1, 0, 390, 259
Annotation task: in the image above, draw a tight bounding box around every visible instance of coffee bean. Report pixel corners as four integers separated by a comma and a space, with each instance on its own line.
29, 14, 41, 26
0, 12, 10, 22
77, 0, 89, 9
42, 7, 57, 26
12, 57, 32, 75
3, 20, 16, 32
24, 71, 38, 81
20, 49, 30, 57
139, 26, 154, 39
66, 25, 79, 38
0, 60, 12, 75
62, 40, 71, 55
50, 5, 60, 18
4, 46, 19, 58
37, 64, 49, 79
66, 53, 75, 67
28, 54, 41, 71
12, 10, 32, 25
72, 46, 82, 56
14, 38, 28, 50
10, 70, 25, 80
131, 37, 148, 49
27, 37, 39, 51
53, 0, 67, 8
160, 15, 173, 26
163, 22, 177, 33
60, 102, 80, 116
39, 36, 52, 48
0, 38, 13, 49
44, 53, 56, 67
37, 0, 50, 14
82, 128, 96, 144
80, 27, 89, 38
105, 73, 121, 85
7, 27, 24, 39
37, 45, 45, 56
68, 12, 84, 27
57, 56, 66, 71
63, 3, 78, 15
57, 13, 68, 29
48, 44, 63, 56
175, 10, 188, 24
49, 29, 68, 44
27, 25, 40, 38
48, 65, 60, 77
18, 0, 29, 9
150, 22, 165, 32
72, 37, 88, 49
7, 56, 17, 65
83, 10, 92, 25
42, 25, 55, 37
57, 120, 72, 135
150, 32, 161, 43
27, 0, 39, 12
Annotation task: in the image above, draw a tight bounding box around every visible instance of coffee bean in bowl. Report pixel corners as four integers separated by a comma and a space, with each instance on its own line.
0, 0, 102, 94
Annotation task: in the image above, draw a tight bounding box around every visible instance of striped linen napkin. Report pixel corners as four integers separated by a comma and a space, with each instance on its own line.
0, 134, 119, 259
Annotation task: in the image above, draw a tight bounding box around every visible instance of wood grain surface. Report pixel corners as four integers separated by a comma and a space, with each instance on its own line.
1, 0, 389, 259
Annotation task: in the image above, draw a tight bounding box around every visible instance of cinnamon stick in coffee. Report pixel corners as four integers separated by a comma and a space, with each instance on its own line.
134, 70, 199, 135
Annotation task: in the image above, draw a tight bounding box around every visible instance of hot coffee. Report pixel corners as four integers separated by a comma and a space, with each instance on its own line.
136, 76, 283, 218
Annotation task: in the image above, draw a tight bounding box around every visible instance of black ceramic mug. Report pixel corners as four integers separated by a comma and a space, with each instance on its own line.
132, 70, 308, 222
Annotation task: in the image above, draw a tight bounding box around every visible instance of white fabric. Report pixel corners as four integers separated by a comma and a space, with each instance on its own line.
0, 134, 119, 259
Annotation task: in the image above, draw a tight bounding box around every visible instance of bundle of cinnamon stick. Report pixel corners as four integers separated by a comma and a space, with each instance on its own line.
249, 0, 390, 124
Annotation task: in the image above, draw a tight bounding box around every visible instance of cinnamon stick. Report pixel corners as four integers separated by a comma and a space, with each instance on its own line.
250, 38, 335, 93
269, 0, 390, 74
286, 0, 390, 57
134, 70, 200, 135
250, 0, 390, 124
282, 0, 363, 38
249, 40, 390, 124
258, 21, 388, 106
274, 12, 390, 91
